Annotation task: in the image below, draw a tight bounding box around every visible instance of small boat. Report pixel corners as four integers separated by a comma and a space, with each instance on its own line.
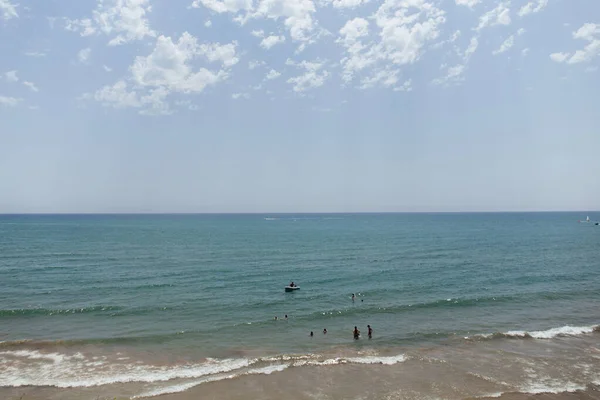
285, 286, 300, 292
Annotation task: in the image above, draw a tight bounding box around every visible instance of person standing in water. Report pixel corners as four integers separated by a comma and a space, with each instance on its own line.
310, 331, 314, 337
323, 328, 327, 334
353, 326, 360, 339
367, 325, 373, 339
352, 293, 355, 301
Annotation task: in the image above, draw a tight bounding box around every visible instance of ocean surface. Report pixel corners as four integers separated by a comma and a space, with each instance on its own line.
1, 213, 599, 399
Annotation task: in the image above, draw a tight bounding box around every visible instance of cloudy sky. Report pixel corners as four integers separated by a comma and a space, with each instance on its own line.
0, 0, 598, 213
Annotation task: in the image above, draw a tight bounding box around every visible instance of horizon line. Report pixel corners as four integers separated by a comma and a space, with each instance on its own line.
0, 210, 597, 216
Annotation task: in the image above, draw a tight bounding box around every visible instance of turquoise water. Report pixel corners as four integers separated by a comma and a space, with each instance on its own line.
1, 213, 599, 357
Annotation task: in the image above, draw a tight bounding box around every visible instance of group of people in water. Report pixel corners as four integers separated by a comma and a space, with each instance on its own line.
278, 289, 373, 340
353, 325, 373, 339
308, 324, 372, 339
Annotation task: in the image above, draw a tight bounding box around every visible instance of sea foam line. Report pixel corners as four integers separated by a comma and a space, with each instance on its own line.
0, 350, 252, 388
0, 349, 407, 389
130, 355, 407, 398
468, 324, 599, 340
131, 365, 289, 399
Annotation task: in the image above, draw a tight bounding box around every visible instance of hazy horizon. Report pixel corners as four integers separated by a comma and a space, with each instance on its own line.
1, 0, 599, 214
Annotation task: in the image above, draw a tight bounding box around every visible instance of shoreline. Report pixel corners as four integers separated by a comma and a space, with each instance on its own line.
1, 331, 598, 400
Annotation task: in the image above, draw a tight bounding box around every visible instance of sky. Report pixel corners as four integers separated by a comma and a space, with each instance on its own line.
0, 0, 599, 213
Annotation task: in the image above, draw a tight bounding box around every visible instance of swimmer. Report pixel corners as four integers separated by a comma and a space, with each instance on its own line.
323, 328, 327, 334
367, 325, 373, 339
274, 316, 278, 320
285, 314, 288, 320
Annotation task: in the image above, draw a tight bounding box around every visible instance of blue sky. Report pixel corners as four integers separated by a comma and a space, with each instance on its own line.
0, 0, 599, 213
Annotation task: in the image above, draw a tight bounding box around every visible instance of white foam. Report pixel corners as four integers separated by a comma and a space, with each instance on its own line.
470, 324, 599, 340
0, 350, 252, 388
132, 364, 289, 398
507, 325, 597, 339
528, 325, 597, 339
292, 354, 407, 367
346, 354, 407, 365
475, 392, 504, 398
521, 380, 585, 394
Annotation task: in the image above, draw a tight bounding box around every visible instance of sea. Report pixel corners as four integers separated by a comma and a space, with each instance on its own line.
0, 213, 599, 400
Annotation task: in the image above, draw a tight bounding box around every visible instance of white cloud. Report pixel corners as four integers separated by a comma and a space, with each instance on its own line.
103, 65, 113, 72
433, 36, 478, 86
464, 36, 479, 59
432, 64, 465, 85
130, 33, 235, 93
175, 100, 200, 110
568, 23, 600, 64
265, 69, 282, 80
330, 0, 369, 9
65, 18, 96, 36
338, 17, 369, 46
5, 70, 18, 82
199, 42, 239, 67
550, 52, 569, 63
493, 35, 514, 55
455, 0, 480, 8
251, 29, 265, 37
260, 35, 286, 49
550, 23, 600, 64
249, 60, 266, 69
191, 0, 252, 13
88, 32, 238, 116
476, 2, 511, 31
78, 47, 92, 63
65, 0, 155, 46
139, 87, 172, 115
205, 20, 212, 27
394, 78, 413, 92
0, 0, 18, 20
518, 0, 548, 17
252, 0, 316, 42
287, 59, 329, 92
24, 51, 47, 57
0, 95, 22, 106
23, 81, 39, 92
522, 48, 530, 56
374, 0, 446, 65
92, 80, 142, 108
338, 1, 445, 85
232, 92, 250, 99
431, 31, 477, 87
359, 68, 398, 89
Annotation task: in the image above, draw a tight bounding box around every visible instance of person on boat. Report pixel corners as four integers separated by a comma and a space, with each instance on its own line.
367, 325, 373, 339
353, 326, 360, 339
290, 282, 295, 287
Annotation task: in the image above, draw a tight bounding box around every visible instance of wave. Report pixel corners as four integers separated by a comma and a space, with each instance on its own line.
468, 324, 600, 341
0, 349, 406, 390
0, 305, 122, 317
131, 365, 289, 398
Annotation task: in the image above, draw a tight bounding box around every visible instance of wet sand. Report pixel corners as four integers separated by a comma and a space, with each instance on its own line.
2, 334, 599, 400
